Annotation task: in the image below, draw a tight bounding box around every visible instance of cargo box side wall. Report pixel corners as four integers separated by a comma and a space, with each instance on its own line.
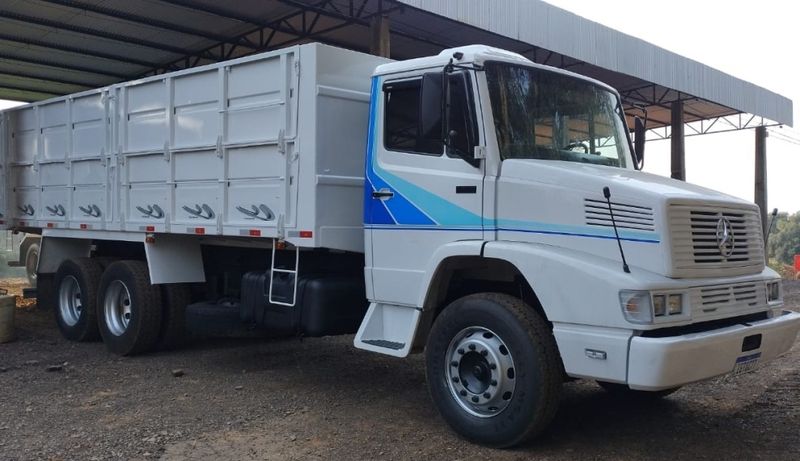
0, 43, 391, 254
304, 44, 392, 253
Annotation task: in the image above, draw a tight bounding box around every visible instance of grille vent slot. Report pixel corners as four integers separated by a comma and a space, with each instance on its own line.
584, 199, 654, 231
699, 283, 759, 313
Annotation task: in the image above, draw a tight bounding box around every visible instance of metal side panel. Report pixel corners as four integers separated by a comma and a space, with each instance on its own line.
172, 69, 219, 150
124, 183, 170, 232
10, 107, 37, 165
40, 186, 71, 227
124, 79, 168, 154
39, 101, 68, 162
70, 93, 106, 160
173, 181, 222, 234
13, 187, 38, 226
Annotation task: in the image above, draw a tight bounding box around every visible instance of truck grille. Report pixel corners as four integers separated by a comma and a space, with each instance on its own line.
584, 199, 654, 231
690, 281, 766, 321
669, 204, 764, 278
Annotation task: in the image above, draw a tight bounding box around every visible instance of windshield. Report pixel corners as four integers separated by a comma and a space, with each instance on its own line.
485, 62, 632, 168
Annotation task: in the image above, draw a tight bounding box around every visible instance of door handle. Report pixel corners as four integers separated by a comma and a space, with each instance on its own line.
371, 189, 394, 200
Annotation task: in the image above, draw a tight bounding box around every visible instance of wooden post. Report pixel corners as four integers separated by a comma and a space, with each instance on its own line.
754, 125, 768, 237
370, 15, 390, 58
670, 100, 685, 181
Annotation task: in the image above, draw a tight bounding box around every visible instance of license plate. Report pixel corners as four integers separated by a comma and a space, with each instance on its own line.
732, 352, 762, 376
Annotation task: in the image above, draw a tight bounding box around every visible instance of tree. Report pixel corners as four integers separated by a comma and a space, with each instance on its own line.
767, 211, 800, 266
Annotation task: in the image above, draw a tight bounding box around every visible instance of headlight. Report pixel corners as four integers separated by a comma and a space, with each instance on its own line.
620, 291, 653, 324
620, 291, 685, 324
652, 294, 666, 317
767, 281, 782, 303
667, 294, 683, 315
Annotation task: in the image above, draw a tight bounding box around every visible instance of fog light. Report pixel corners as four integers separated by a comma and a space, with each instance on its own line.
620, 291, 653, 324
652, 295, 666, 317
667, 294, 683, 315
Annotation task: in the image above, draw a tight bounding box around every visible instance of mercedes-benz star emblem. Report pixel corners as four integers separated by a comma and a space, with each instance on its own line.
715, 217, 735, 258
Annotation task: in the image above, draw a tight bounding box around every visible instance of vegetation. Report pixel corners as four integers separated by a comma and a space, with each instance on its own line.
767, 211, 800, 278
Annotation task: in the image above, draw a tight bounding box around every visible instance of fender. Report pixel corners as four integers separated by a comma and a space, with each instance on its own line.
482, 240, 661, 329
415, 240, 486, 308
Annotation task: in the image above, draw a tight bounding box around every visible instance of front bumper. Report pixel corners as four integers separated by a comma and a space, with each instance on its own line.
627, 310, 800, 390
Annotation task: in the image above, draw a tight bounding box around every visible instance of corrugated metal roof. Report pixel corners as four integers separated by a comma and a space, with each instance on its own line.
399, 0, 793, 126
0, 0, 792, 127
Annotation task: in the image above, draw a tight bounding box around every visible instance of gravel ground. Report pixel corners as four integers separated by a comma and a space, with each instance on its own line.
0, 278, 799, 461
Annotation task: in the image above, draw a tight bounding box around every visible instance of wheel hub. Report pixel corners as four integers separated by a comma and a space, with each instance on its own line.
104, 280, 133, 336
58, 275, 82, 327
446, 327, 516, 418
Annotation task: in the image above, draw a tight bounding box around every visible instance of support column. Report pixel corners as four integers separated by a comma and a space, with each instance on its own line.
754, 125, 768, 237
670, 100, 685, 181
370, 14, 390, 58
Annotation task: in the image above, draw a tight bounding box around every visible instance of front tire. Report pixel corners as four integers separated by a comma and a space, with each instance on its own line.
425, 293, 562, 447
54, 258, 103, 341
97, 260, 162, 356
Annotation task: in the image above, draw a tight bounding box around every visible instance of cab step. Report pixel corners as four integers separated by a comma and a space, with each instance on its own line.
354, 303, 420, 357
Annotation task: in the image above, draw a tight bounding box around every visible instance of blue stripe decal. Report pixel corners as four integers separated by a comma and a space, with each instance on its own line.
496, 227, 659, 243
366, 225, 659, 243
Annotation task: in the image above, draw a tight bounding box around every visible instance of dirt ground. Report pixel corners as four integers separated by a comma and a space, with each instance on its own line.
1, 278, 799, 461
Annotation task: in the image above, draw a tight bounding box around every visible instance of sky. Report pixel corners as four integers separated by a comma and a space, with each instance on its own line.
544, 0, 800, 213
1, 1, 798, 212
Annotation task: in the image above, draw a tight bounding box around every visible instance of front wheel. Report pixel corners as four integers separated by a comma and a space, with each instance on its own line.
425, 293, 562, 447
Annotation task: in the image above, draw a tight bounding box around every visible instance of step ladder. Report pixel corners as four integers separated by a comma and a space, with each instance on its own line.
268, 240, 299, 307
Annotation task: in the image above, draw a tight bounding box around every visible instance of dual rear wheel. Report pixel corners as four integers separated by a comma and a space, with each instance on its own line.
52, 258, 189, 356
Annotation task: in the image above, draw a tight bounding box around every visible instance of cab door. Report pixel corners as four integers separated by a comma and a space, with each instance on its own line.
364, 71, 485, 307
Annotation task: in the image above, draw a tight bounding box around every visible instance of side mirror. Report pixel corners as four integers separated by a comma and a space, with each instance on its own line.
634, 116, 646, 168
419, 72, 443, 140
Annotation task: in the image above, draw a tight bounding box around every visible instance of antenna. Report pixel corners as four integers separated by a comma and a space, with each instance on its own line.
603, 186, 630, 274
765, 208, 779, 250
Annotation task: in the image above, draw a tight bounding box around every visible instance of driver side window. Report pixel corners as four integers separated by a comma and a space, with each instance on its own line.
383, 79, 442, 155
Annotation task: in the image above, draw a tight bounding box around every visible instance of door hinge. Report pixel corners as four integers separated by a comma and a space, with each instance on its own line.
277, 129, 286, 154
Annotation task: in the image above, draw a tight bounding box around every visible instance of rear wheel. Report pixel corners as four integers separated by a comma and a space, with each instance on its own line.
24, 242, 39, 287
54, 258, 103, 341
157, 284, 191, 350
425, 293, 562, 447
97, 260, 162, 356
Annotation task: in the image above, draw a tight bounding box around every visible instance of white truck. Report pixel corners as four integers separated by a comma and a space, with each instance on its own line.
1, 43, 798, 447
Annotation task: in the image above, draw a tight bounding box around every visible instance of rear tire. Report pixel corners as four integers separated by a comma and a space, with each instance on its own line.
596, 381, 680, 399
425, 293, 562, 447
157, 284, 191, 350
97, 260, 162, 356
54, 258, 103, 341
36, 273, 56, 310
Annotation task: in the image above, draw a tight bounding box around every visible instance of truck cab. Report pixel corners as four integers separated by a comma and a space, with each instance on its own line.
354, 45, 800, 445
